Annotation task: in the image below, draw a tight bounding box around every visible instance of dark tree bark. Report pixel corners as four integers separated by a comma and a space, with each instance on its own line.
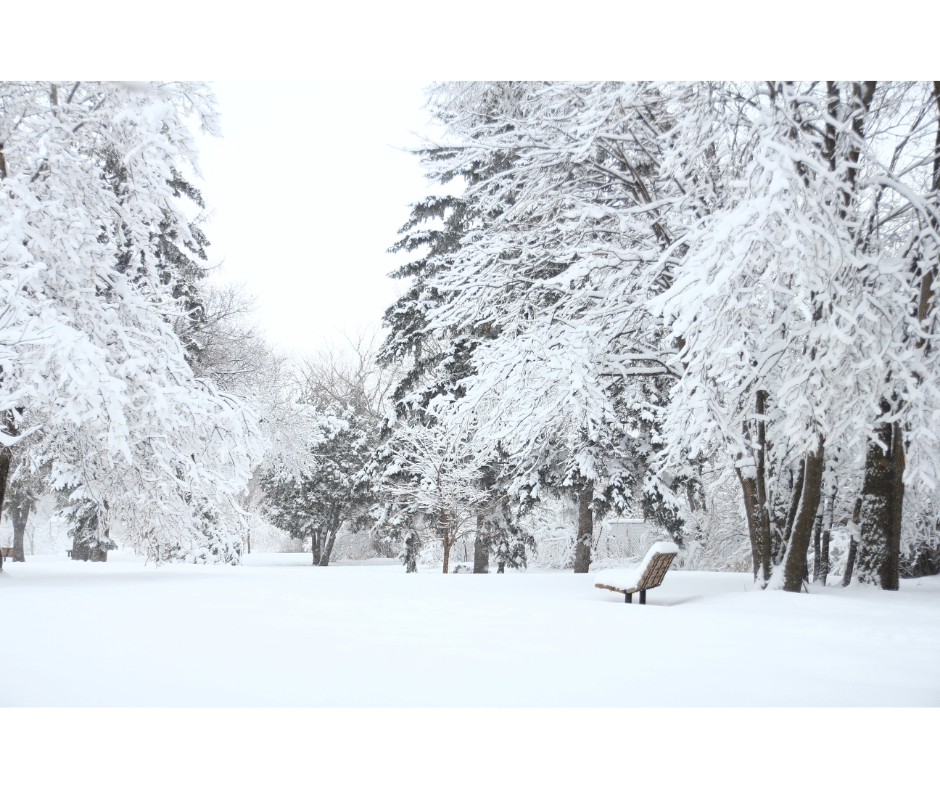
319, 529, 338, 566
473, 513, 489, 573
572, 482, 594, 573
842, 537, 858, 586
782, 439, 825, 592
778, 460, 806, 566
755, 390, 772, 583
317, 507, 342, 567
736, 466, 762, 582
812, 514, 822, 582
842, 498, 862, 586
0, 458, 8, 571
0, 412, 18, 573
887, 424, 905, 584
11, 504, 28, 562
403, 529, 419, 573
311, 529, 321, 566
856, 407, 904, 590
440, 508, 452, 575
820, 529, 831, 586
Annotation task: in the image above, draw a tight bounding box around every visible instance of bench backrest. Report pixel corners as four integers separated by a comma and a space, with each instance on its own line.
637, 551, 677, 591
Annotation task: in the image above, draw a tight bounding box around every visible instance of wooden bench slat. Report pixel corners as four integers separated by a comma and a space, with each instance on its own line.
594, 547, 677, 604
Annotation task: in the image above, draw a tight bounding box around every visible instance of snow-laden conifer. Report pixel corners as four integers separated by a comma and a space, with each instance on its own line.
0, 82, 263, 562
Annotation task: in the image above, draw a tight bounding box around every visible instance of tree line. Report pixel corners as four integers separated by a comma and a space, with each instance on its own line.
2, 81, 938, 589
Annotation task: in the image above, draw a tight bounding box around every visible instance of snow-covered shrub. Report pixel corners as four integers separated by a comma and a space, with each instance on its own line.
330, 528, 393, 561
179, 500, 243, 566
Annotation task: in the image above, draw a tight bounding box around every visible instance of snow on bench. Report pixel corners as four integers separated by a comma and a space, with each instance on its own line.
593, 541, 679, 604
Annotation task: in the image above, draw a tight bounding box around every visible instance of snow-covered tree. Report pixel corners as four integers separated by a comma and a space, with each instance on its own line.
372, 420, 498, 573
383, 82, 713, 572
651, 81, 940, 590
298, 326, 400, 423
0, 81, 263, 566
261, 408, 375, 566
0, 422, 46, 563
394, 81, 940, 590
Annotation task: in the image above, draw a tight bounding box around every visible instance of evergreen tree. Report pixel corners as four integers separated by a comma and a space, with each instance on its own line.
380, 83, 689, 572
261, 409, 374, 566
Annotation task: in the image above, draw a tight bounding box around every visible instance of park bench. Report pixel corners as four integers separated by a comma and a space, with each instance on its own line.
0, 547, 14, 559
593, 542, 679, 604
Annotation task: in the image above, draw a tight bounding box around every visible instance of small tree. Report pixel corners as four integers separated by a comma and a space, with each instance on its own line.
375, 421, 497, 573
261, 410, 374, 566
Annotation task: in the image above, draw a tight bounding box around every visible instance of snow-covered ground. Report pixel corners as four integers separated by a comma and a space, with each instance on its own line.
2, 552, 938, 706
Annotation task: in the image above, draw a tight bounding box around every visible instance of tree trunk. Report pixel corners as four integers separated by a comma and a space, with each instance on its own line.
736, 467, 762, 582
573, 482, 594, 573
856, 410, 904, 590
685, 484, 698, 512
842, 537, 858, 586
887, 422, 905, 586
319, 529, 338, 566
403, 529, 418, 573
755, 390, 772, 583
0, 414, 17, 573
820, 529, 831, 586
812, 514, 822, 582
778, 460, 805, 566
311, 529, 321, 566
441, 509, 451, 574
473, 514, 489, 573
782, 439, 825, 592
842, 497, 861, 586
318, 508, 342, 567
10, 496, 28, 562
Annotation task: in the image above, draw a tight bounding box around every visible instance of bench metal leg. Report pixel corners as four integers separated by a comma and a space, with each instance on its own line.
640, 589, 646, 605
625, 592, 632, 604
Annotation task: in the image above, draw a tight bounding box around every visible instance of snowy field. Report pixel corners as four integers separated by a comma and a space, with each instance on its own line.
1, 552, 938, 707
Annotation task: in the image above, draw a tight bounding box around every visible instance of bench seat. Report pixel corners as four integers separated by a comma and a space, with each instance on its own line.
594, 541, 678, 603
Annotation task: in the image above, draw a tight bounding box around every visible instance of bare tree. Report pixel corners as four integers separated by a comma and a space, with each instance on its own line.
296, 325, 401, 421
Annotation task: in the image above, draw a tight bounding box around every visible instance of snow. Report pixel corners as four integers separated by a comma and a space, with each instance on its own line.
2, 552, 938, 706
592, 541, 679, 591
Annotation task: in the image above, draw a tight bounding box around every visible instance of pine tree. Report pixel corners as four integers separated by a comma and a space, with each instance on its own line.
261, 409, 374, 566
377, 98, 525, 572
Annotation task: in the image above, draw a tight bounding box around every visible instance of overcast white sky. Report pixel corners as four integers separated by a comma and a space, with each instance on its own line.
194, 81, 441, 357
